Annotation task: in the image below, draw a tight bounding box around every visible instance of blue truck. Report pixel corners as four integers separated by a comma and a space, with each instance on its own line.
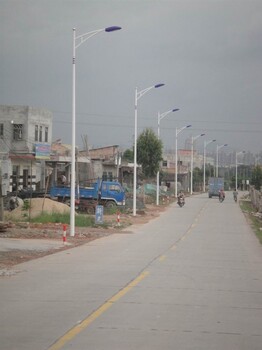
50, 179, 125, 213
208, 177, 224, 198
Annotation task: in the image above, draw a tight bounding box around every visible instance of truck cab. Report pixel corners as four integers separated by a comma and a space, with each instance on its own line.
100, 181, 125, 206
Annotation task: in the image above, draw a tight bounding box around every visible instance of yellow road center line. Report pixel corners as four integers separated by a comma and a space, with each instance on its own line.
49, 271, 149, 350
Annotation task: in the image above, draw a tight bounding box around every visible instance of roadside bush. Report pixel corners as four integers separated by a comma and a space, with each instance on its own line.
240, 200, 262, 244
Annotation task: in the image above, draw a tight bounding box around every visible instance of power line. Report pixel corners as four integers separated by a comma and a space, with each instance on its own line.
52, 119, 262, 134
52, 110, 262, 126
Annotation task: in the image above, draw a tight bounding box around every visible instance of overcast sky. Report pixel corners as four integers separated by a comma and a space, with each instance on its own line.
1, 0, 262, 155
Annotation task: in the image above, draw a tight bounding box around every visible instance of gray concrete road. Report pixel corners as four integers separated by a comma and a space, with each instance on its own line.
0, 192, 261, 350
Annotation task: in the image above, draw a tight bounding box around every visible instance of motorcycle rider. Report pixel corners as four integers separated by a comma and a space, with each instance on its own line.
233, 188, 238, 202
219, 188, 225, 201
178, 190, 185, 205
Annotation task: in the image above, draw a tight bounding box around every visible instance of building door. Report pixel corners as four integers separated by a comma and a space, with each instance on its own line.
12, 165, 19, 191
23, 169, 29, 188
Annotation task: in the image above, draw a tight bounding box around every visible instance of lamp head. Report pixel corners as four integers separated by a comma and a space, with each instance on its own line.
154, 83, 165, 88
186, 125, 192, 128
200, 133, 205, 136
172, 108, 179, 112
105, 26, 122, 32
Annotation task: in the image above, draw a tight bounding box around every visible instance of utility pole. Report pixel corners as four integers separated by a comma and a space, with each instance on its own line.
0, 167, 3, 221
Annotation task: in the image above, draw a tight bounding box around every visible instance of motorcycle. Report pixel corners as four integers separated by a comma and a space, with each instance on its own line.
177, 196, 185, 207
218, 193, 225, 202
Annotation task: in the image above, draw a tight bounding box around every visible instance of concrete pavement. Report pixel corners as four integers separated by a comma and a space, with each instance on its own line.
0, 192, 261, 350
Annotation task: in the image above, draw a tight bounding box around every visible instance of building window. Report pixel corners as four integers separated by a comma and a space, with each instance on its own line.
45, 126, 48, 142
35, 125, 38, 141
13, 124, 23, 141
39, 126, 42, 142
0, 123, 3, 138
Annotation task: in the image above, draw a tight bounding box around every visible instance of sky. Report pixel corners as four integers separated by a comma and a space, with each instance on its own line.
0, 0, 262, 156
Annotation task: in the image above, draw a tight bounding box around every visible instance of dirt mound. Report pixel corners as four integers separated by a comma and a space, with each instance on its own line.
4, 198, 70, 220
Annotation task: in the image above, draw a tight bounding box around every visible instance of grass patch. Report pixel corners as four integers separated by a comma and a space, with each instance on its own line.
240, 200, 262, 244
30, 211, 95, 227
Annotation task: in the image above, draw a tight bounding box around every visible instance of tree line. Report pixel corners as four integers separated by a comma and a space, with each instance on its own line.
123, 127, 262, 191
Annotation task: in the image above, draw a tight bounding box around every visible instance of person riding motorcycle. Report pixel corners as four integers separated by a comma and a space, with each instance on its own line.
177, 190, 185, 206
233, 189, 238, 202
219, 188, 225, 201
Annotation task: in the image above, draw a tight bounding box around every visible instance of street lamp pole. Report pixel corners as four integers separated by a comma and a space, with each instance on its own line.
190, 133, 205, 195
203, 139, 216, 192
70, 26, 121, 237
175, 125, 191, 198
133, 83, 165, 216
216, 143, 228, 178
156, 108, 179, 205
236, 151, 245, 190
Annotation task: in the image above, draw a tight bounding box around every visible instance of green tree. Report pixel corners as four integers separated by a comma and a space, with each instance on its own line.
251, 165, 262, 190
122, 148, 134, 162
193, 167, 203, 191
137, 128, 163, 178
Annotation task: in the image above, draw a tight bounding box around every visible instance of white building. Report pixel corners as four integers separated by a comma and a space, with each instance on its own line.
0, 105, 52, 194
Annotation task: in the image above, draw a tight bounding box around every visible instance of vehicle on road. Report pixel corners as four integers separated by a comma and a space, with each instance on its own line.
50, 179, 125, 213
177, 197, 185, 207
208, 177, 224, 198
177, 191, 185, 207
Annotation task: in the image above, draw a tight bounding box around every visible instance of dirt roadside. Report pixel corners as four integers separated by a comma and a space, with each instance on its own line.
0, 203, 170, 273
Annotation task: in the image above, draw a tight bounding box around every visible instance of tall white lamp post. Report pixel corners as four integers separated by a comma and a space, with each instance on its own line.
70, 26, 121, 237
156, 108, 179, 205
203, 139, 216, 192
236, 151, 245, 190
216, 143, 228, 178
133, 84, 165, 216
175, 125, 191, 198
190, 133, 205, 195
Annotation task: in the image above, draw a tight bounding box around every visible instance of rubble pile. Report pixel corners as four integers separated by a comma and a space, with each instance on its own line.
4, 198, 70, 221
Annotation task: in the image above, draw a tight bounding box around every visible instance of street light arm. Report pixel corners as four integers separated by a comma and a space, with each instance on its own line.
176, 124, 191, 136
192, 133, 205, 143
217, 143, 228, 151
158, 108, 179, 123
137, 83, 165, 101
205, 139, 216, 147
75, 26, 121, 49
236, 151, 245, 157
